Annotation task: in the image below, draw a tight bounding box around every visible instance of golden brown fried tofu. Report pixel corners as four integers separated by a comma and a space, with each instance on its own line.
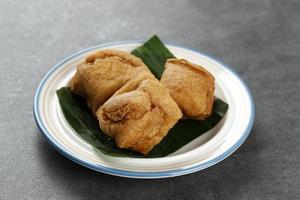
70, 49, 152, 114
96, 78, 182, 155
161, 59, 215, 120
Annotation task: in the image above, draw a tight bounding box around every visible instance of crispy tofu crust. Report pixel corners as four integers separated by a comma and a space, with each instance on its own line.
70, 49, 151, 114
97, 78, 182, 155
70, 50, 182, 155
161, 59, 215, 120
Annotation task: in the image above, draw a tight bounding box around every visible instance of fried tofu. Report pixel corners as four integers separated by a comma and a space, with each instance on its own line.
97, 78, 182, 155
161, 59, 215, 120
70, 49, 151, 114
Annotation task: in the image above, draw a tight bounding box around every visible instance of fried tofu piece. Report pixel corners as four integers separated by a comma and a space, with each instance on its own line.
161, 59, 215, 120
70, 49, 152, 114
96, 78, 182, 155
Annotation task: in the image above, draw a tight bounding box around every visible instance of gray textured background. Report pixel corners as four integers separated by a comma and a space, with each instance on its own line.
0, 0, 299, 199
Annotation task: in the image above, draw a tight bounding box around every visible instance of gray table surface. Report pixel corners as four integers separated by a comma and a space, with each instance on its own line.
1, 0, 299, 199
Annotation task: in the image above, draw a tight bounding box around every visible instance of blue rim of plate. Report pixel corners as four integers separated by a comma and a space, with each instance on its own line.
33, 41, 255, 179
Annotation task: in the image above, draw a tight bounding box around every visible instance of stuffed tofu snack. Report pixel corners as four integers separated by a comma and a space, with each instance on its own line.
70, 50, 182, 155
70, 49, 150, 114
97, 75, 182, 155
161, 59, 215, 120
55, 35, 231, 158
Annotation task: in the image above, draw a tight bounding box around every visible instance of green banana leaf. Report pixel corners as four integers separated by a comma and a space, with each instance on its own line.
132, 35, 175, 79
56, 35, 228, 158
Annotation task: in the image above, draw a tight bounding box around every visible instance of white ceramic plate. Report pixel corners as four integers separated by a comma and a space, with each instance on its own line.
34, 42, 255, 178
